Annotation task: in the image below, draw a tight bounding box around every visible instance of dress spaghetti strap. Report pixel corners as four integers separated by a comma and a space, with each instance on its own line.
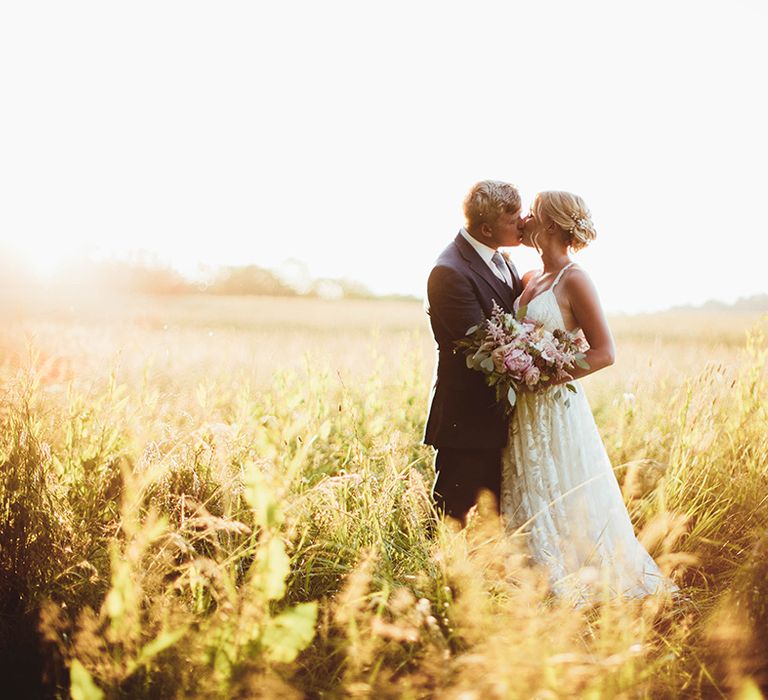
550, 262, 576, 290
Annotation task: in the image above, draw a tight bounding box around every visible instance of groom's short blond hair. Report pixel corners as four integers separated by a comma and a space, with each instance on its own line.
463, 180, 521, 230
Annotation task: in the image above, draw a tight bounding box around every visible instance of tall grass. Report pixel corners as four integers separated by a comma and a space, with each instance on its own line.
0, 295, 766, 698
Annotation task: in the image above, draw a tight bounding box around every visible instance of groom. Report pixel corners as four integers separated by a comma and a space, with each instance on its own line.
424, 180, 524, 527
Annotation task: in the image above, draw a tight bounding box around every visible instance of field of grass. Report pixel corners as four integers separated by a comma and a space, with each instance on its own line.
1, 292, 767, 699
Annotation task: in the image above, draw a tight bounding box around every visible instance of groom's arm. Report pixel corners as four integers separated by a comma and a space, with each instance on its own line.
427, 265, 485, 340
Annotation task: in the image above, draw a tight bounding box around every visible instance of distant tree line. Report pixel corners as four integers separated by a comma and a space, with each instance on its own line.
1, 256, 416, 301
669, 294, 768, 313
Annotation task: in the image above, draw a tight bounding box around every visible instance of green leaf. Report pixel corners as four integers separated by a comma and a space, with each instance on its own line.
733, 679, 764, 700
70, 660, 104, 700
131, 627, 188, 673
465, 324, 480, 336
262, 602, 318, 663
515, 304, 528, 321
104, 555, 139, 638
566, 383, 578, 393
465, 355, 475, 369
243, 466, 282, 528
574, 357, 590, 370
507, 386, 517, 408
250, 536, 291, 601
480, 357, 495, 373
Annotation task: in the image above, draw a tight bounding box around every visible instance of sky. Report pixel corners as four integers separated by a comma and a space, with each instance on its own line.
1, 1, 766, 312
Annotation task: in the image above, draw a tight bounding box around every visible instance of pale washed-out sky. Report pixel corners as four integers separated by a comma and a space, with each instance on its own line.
1, 1, 766, 312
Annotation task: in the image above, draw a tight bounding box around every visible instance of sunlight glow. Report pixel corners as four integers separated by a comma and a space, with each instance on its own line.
1, 1, 766, 311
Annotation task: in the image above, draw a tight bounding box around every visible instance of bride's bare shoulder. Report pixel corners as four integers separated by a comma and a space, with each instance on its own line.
522, 269, 539, 287
561, 265, 601, 307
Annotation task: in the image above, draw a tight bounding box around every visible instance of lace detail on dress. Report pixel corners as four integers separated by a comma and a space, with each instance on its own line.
502, 287, 678, 605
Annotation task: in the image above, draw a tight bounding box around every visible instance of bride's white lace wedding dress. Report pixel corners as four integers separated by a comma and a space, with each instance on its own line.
500, 263, 678, 604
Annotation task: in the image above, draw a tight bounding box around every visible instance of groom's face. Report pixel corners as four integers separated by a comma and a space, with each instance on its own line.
482, 209, 523, 248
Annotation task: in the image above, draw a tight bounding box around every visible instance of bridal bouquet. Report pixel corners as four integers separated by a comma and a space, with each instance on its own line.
455, 301, 589, 410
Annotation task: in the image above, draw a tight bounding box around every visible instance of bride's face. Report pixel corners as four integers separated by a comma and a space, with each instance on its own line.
519, 209, 544, 248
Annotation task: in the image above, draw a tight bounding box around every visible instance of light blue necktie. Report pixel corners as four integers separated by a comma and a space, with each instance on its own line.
491, 251, 512, 286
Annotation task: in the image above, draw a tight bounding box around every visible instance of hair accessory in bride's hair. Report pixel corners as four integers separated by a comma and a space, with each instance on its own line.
568, 210, 589, 234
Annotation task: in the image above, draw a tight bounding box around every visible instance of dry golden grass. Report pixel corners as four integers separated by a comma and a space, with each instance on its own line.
1, 292, 766, 699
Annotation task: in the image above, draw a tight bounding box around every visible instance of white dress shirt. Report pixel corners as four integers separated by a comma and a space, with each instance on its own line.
459, 227, 512, 286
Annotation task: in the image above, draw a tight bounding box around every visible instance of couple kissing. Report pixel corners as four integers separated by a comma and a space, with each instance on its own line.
424, 180, 678, 605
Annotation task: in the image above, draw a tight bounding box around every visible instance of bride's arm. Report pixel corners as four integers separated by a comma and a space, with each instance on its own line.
562, 269, 616, 380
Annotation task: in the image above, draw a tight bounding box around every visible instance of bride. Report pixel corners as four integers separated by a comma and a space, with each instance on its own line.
500, 190, 678, 604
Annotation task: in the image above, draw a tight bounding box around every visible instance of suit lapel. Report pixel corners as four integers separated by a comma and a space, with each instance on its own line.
454, 233, 516, 310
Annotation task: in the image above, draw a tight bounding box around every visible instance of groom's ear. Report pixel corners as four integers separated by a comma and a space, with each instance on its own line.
478, 221, 494, 241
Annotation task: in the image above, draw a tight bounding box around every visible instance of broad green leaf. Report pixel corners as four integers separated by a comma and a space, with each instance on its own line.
733, 679, 763, 700
507, 386, 517, 408
574, 357, 590, 370
515, 304, 528, 321
465, 355, 474, 369
566, 383, 578, 393
262, 602, 318, 663
70, 660, 104, 700
243, 466, 282, 528
131, 626, 188, 673
465, 324, 480, 336
250, 536, 291, 601
480, 357, 495, 373
105, 557, 139, 636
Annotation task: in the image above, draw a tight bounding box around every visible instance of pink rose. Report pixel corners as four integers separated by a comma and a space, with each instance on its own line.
491, 344, 513, 373
504, 347, 534, 378
523, 364, 541, 388
535, 337, 558, 363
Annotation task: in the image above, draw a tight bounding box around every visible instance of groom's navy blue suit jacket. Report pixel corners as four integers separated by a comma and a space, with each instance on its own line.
424, 233, 523, 449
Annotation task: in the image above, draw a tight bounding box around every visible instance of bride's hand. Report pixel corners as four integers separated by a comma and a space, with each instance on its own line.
534, 372, 573, 392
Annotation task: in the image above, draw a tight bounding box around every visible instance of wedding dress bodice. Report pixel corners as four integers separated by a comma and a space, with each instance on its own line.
516, 288, 565, 332
513, 261, 574, 333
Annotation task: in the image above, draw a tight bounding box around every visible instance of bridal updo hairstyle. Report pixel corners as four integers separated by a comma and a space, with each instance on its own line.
463, 180, 521, 230
532, 191, 596, 252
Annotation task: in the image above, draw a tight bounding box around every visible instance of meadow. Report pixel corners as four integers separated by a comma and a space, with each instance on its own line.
1, 291, 766, 699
